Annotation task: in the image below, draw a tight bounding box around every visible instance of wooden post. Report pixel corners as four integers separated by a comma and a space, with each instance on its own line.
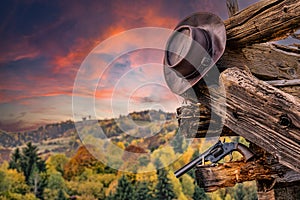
177, 0, 300, 198
224, 0, 300, 47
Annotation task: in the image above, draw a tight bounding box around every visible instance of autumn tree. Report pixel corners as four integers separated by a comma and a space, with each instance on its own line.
0, 162, 35, 199
46, 154, 68, 176
44, 171, 66, 200
63, 145, 107, 180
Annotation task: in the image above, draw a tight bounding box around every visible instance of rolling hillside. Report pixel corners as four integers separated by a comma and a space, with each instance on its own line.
0, 110, 176, 163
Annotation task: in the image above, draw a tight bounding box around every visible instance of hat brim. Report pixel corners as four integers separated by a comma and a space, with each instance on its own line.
163, 12, 226, 95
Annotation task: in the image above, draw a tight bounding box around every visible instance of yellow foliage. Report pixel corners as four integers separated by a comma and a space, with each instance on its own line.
135, 171, 157, 183
178, 192, 189, 200
116, 142, 125, 149
181, 174, 195, 197
180, 146, 194, 164
171, 146, 195, 171
168, 171, 183, 198
151, 146, 177, 167
225, 194, 232, 200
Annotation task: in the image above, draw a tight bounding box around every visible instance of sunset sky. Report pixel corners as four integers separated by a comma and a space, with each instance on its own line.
0, 0, 259, 131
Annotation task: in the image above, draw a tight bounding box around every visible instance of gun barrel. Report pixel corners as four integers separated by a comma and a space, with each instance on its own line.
174, 156, 203, 178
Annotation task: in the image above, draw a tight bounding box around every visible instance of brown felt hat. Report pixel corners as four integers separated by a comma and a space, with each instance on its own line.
163, 12, 226, 95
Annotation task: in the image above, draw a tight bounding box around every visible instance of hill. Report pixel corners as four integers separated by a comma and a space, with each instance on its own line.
0, 110, 176, 163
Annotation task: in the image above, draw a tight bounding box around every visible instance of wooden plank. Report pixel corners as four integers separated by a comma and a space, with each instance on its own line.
217, 43, 300, 84
218, 68, 300, 172
224, 0, 300, 47
195, 161, 300, 192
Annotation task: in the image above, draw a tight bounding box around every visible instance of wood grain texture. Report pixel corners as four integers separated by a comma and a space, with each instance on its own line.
224, 0, 300, 47
195, 160, 300, 192
220, 68, 300, 173
217, 43, 300, 84
177, 103, 237, 138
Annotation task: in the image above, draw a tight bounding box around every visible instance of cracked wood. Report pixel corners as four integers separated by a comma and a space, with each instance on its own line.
224, 0, 300, 47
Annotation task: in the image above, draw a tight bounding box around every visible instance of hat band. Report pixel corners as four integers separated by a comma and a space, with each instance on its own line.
184, 56, 212, 79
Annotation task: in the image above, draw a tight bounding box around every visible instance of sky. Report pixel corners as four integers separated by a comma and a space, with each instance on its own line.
0, 0, 259, 131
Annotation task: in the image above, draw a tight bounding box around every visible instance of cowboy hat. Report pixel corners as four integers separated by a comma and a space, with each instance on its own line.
163, 12, 226, 95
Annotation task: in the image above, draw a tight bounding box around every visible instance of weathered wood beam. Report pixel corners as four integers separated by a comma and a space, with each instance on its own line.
217, 43, 300, 84
177, 103, 237, 138
251, 140, 300, 200
224, 0, 300, 47
195, 142, 300, 197
195, 160, 300, 192
219, 68, 300, 173
187, 68, 300, 172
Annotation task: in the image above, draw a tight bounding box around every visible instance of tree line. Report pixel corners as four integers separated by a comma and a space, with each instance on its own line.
1, 141, 257, 199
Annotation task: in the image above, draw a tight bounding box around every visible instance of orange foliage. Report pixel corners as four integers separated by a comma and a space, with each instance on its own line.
63, 145, 102, 180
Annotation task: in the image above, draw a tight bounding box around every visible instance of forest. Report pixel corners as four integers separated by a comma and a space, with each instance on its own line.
0, 111, 258, 199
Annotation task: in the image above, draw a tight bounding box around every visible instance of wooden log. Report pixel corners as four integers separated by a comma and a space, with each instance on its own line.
195, 142, 300, 198
186, 68, 300, 172
217, 43, 300, 84
224, 0, 300, 47
195, 160, 300, 192
219, 68, 300, 173
250, 142, 300, 200
177, 103, 237, 138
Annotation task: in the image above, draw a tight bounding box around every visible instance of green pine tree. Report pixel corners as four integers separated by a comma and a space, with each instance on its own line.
112, 175, 135, 200
9, 142, 47, 199
154, 159, 176, 200
134, 181, 153, 200
193, 186, 210, 200
9, 148, 22, 172
56, 189, 67, 200
234, 184, 246, 200
20, 142, 46, 183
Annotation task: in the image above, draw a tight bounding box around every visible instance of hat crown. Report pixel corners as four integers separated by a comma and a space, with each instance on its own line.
165, 25, 212, 78
163, 12, 226, 95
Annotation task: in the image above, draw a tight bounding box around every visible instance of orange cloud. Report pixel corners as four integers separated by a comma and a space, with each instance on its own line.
95, 88, 114, 99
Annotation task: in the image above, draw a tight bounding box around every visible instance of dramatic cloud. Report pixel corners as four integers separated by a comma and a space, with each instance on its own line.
0, 0, 259, 131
